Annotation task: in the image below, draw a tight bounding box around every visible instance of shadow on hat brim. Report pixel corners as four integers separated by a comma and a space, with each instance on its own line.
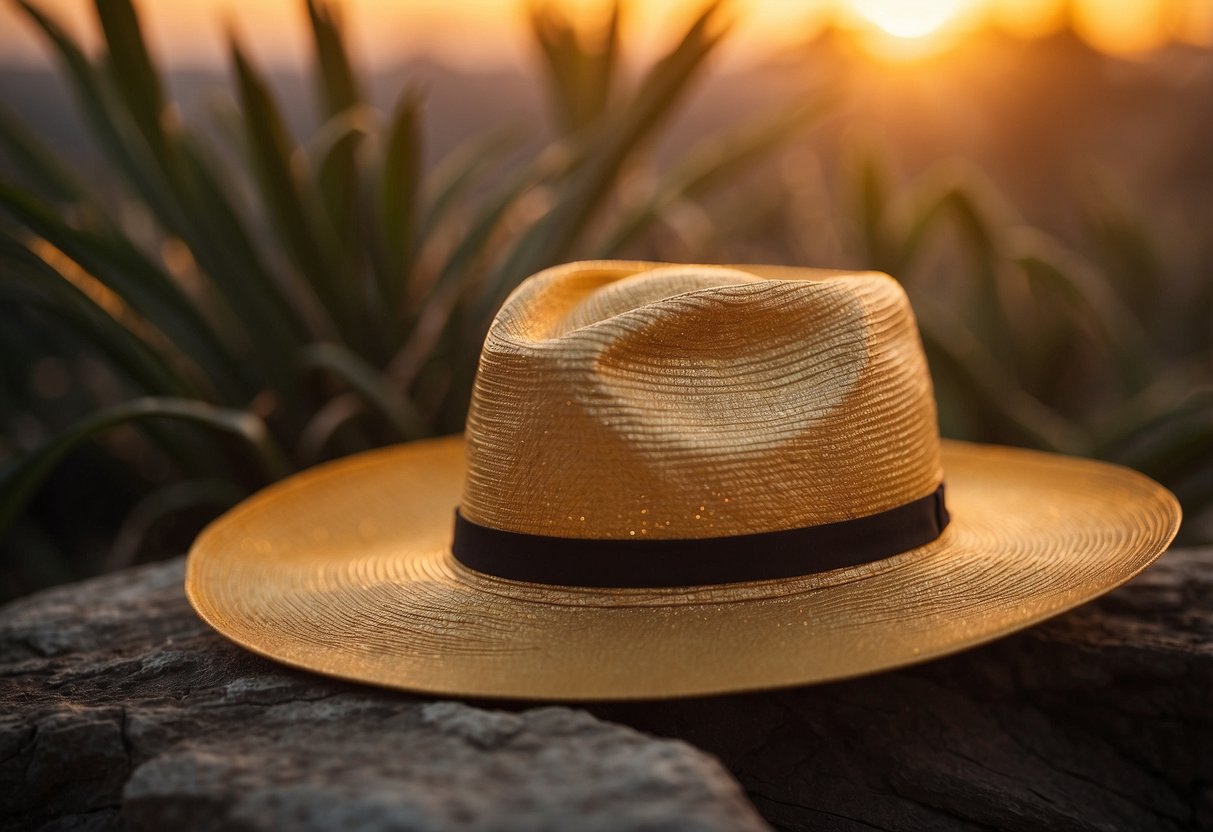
186, 436, 1180, 701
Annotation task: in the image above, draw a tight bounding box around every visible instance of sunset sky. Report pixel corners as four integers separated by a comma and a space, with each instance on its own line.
1, 0, 1211, 70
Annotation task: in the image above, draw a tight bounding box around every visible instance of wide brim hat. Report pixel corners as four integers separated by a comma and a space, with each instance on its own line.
187, 261, 1181, 701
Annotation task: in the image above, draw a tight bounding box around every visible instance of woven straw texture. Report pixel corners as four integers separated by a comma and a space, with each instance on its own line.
187, 261, 1181, 700
464, 263, 941, 538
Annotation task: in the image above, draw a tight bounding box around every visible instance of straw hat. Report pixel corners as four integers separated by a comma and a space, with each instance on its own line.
187, 261, 1181, 700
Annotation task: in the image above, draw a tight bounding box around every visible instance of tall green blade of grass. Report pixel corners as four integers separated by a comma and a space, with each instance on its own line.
531, 6, 579, 133
297, 392, 367, 464
1081, 180, 1164, 318
898, 171, 1018, 372
175, 135, 316, 345
310, 106, 374, 280
899, 175, 999, 273
1091, 381, 1212, 456
1111, 399, 1213, 493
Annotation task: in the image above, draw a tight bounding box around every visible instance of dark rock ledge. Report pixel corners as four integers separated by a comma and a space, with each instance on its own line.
2, 547, 1209, 831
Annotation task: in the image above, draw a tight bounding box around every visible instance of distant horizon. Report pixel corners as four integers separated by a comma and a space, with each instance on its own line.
2, 0, 1211, 74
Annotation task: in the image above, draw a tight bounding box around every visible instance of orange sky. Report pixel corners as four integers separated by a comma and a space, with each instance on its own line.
1, 0, 1211, 70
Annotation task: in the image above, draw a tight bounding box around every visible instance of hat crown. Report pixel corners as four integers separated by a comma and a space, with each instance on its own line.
462, 262, 943, 540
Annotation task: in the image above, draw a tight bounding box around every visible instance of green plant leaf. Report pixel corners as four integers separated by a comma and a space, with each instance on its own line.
417, 125, 525, 251
1110, 397, 1213, 502
0, 182, 248, 397
376, 89, 423, 309
306, 0, 363, 118
106, 478, 246, 570
178, 135, 316, 339
300, 0, 366, 270
851, 147, 894, 272
300, 343, 429, 440
483, 0, 730, 315
595, 98, 826, 257
915, 298, 1084, 454
899, 175, 1001, 273
1091, 380, 1212, 459
230, 37, 348, 336
310, 105, 374, 292
297, 392, 367, 464
1011, 228, 1155, 393
304, 0, 366, 278
1080, 177, 1164, 314
0, 104, 86, 203
14, 0, 185, 228
0, 233, 196, 398
94, 0, 170, 161
17, 0, 311, 393
895, 169, 1018, 368
530, 0, 621, 135
0, 397, 289, 540
387, 155, 553, 391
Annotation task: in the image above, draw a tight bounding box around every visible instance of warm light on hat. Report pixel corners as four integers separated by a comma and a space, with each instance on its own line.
187, 261, 1180, 700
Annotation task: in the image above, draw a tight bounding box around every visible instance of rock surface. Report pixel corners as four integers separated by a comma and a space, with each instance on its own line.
594, 546, 1213, 831
2, 547, 1210, 831
0, 560, 766, 832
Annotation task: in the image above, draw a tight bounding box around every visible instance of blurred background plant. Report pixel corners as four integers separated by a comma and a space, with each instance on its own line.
671, 146, 1212, 537
1, 0, 1210, 600
0, 0, 824, 597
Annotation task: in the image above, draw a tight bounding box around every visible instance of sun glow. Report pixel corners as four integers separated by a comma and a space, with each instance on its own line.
0, 0, 1210, 69
836, 0, 981, 60
850, 0, 968, 40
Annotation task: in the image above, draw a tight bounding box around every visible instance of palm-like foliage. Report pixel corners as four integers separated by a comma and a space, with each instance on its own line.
0, 0, 820, 591
5, 0, 1205, 598
599, 132, 1211, 535
773, 150, 1212, 533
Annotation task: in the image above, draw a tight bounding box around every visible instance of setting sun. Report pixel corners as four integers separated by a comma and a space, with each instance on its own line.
0, 0, 1210, 69
835, 0, 983, 60
850, 0, 968, 39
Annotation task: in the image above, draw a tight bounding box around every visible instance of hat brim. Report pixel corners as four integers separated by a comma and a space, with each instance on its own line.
186, 436, 1180, 701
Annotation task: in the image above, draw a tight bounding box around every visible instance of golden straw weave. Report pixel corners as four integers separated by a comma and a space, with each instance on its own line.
187, 261, 1180, 700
